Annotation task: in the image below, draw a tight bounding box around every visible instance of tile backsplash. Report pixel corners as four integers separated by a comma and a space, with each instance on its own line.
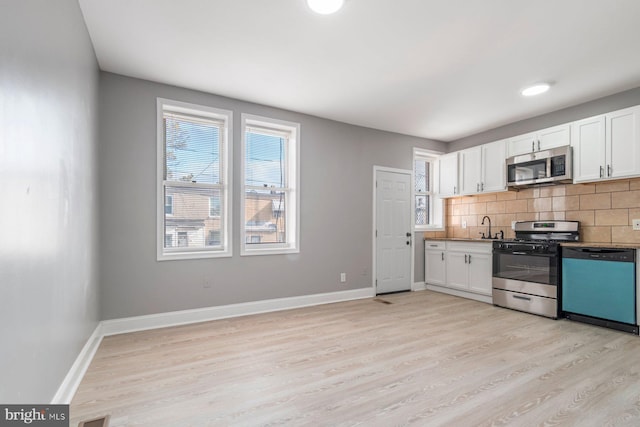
423, 177, 640, 244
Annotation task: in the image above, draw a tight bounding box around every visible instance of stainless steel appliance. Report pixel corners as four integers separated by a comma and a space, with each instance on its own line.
492, 220, 579, 319
562, 247, 638, 334
506, 146, 572, 188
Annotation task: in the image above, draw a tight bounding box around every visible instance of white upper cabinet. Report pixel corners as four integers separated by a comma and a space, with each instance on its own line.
459, 146, 482, 195
608, 106, 640, 179
438, 152, 459, 197
571, 115, 606, 182
481, 139, 507, 193
459, 139, 506, 195
572, 105, 640, 183
508, 124, 570, 157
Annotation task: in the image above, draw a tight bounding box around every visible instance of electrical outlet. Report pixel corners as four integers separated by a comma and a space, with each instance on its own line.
340, 273, 347, 283
462, 220, 467, 229
633, 219, 640, 230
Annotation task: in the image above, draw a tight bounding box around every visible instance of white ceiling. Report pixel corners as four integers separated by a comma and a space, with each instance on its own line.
78, 0, 640, 142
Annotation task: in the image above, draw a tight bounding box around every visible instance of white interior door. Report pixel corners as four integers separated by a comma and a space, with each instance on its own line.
375, 169, 412, 294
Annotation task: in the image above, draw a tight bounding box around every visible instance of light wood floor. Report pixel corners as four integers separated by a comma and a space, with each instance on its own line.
71, 291, 640, 426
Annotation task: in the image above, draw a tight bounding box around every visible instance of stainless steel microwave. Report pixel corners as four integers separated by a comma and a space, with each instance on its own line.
506, 146, 572, 188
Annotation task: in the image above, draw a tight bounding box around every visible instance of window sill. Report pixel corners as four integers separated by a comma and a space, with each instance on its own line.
415, 225, 445, 232
157, 250, 232, 261
241, 246, 299, 257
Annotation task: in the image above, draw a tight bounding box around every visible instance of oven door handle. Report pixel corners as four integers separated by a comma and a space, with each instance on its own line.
493, 250, 556, 257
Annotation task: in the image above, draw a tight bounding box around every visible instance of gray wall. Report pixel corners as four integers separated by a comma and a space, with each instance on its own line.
0, 0, 100, 402
99, 73, 444, 319
449, 87, 640, 152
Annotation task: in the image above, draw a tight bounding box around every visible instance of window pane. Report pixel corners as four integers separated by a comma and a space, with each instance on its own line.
245, 189, 286, 244
415, 159, 429, 192
416, 195, 429, 226
245, 131, 286, 187
165, 195, 173, 215
165, 115, 221, 184
164, 185, 223, 249
209, 194, 220, 217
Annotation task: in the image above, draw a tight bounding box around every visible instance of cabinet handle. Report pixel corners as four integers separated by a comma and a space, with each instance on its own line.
608, 165, 612, 177
454, 186, 457, 194
513, 295, 532, 301
441, 252, 444, 261
477, 183, 480, 192
468, 254, 472, 264
531, 141, 535, 152
537, 140, 541, 151
600, 166, 604, 178
429, 244, 438, 247
464, 254, 468, 264
481, 182, 484, 191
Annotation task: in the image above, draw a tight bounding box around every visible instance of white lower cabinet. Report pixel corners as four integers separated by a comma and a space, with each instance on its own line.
425, 240, 493, 303
424, 241, 446, 286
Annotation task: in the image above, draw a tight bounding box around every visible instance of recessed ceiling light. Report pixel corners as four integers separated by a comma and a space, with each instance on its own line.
521, 83, 551, 97
307, 0, 345, 14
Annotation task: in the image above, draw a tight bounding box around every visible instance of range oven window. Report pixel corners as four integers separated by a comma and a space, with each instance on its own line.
508, 160, 547, 183
493, 252, 558, 285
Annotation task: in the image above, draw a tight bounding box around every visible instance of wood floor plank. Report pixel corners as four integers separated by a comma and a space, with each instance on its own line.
70, 291, 640, 426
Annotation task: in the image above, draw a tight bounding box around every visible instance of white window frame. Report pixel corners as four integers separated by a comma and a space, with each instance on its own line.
241, 114, 300, 256
157, 98, 233, 261
413, 148, 444, 231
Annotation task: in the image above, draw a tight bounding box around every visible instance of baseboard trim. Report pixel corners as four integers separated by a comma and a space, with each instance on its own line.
101, 287, 375, 336
426, 284, 492, 304
412, 281, 426, 291
51, 322, 104, 404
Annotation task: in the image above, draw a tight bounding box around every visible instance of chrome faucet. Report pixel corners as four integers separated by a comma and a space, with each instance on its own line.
481, 216, 492, 239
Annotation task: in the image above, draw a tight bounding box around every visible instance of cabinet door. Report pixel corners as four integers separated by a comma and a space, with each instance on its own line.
481, 139, 507, 192
425, 250, 446, 286
467, 252, 492, 295
571, 115, 606, 183
508, 132, 536, 156
445, 252, 468, 290
538, 124, 570, 151
459, 147, 482, 195
608, 106, 640, 179
438, 152, 459, 197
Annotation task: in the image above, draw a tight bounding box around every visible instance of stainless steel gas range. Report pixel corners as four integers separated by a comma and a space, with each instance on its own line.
492, 220, 579, 319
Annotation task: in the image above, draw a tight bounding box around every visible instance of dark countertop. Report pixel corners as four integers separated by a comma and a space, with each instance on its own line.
423, 237, 497, 243
424, 238, 640, 249
560, 242, 640, 249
